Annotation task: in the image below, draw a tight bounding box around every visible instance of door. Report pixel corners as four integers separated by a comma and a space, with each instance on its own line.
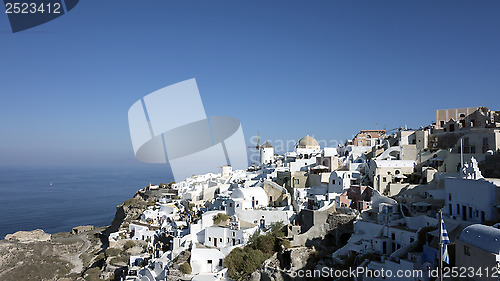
207, 260, 212, 272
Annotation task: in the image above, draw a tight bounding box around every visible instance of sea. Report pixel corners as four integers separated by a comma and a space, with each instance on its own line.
0, 165, 173, 239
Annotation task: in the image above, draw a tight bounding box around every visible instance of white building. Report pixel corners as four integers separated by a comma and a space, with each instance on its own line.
221, 165, 232, 177
455, 224, 500, 281
295, 135, 321, 157
190, 246, 226, 274
129, 223, 158, 246
323, 170, 361, 207
260, 141, 274, 164
204, 224, 257, 248
369, 159, 415, 194
229, 186, 269, 209
444, 177, 500, 223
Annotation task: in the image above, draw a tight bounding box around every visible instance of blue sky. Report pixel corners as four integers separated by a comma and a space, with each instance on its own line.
1, 0, 499, 167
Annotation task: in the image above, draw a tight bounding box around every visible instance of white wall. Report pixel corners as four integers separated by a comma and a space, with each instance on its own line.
234, 208, 293, 227
204, 226, 247, 248
190, 247, 225, 274
444, 178, 498, 223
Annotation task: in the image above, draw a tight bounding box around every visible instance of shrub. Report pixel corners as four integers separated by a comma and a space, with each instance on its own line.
279, 239, 291, 249
124, 240, 135, 250
84, 267, 101, 281
224, 247, 267, 281
251, 234, 276, 254
179, 262, 192, 274
269, 222, 285, 237
212, 213, 230, 224
225, 222, 288, 280
109, 256, 128, 265
105, 248, 121, 257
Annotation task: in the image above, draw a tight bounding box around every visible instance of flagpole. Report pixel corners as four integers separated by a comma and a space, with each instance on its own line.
439, 210, 443, 281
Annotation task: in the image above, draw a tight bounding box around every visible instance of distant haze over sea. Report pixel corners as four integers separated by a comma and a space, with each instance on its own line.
0, 165, 173, 239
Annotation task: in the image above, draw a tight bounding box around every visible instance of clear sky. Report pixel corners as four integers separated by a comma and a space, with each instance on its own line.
1, 0, 499, 167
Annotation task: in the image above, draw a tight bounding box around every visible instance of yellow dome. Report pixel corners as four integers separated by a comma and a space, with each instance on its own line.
298, 135, 319, 148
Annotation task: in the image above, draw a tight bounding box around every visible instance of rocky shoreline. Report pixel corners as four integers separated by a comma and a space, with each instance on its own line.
0, 189, 153, 281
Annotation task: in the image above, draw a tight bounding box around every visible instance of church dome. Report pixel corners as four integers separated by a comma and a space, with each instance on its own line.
298, 135, 319, 148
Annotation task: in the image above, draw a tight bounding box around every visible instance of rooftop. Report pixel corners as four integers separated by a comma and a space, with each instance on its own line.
459, 224, 500, 253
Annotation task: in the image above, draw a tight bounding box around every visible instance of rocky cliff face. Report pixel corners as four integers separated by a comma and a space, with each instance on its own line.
252, 212, 356, 281
105, 193, 149, 235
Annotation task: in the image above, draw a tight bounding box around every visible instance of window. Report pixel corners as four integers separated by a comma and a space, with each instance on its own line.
440, 121, 445, 127
464, 138, 469, 146
232, 232, 235, 237
395, 170, 400, 175
219, 259, 223, 266
209, 237, 211, 241
229, 203, 232, 207
220, 238, 222, 242
391, 233, 395, 240
332, 180, 336, 185
464, 245, 470, 256
383, 177, 387, 183
483, 137, 489, 153
449, 193, 452, 201
294, 179, 299, 185
471, 146, 476, 154
208, 260, 212, 264
457, 204, 460, 214
410, 237, 415, 243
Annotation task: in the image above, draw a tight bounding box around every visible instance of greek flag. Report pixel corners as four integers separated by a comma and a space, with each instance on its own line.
441, 218, 450, 264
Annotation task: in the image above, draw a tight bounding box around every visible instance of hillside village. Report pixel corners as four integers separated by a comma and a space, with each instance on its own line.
95, 106, 500, 281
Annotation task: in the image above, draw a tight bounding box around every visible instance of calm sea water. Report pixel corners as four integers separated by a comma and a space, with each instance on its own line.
0, 165, 173, 239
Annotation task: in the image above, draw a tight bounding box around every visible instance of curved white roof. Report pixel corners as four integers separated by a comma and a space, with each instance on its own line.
459, 224, 500, 254
231, 186, 268, 200
373, 160, 415, 168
